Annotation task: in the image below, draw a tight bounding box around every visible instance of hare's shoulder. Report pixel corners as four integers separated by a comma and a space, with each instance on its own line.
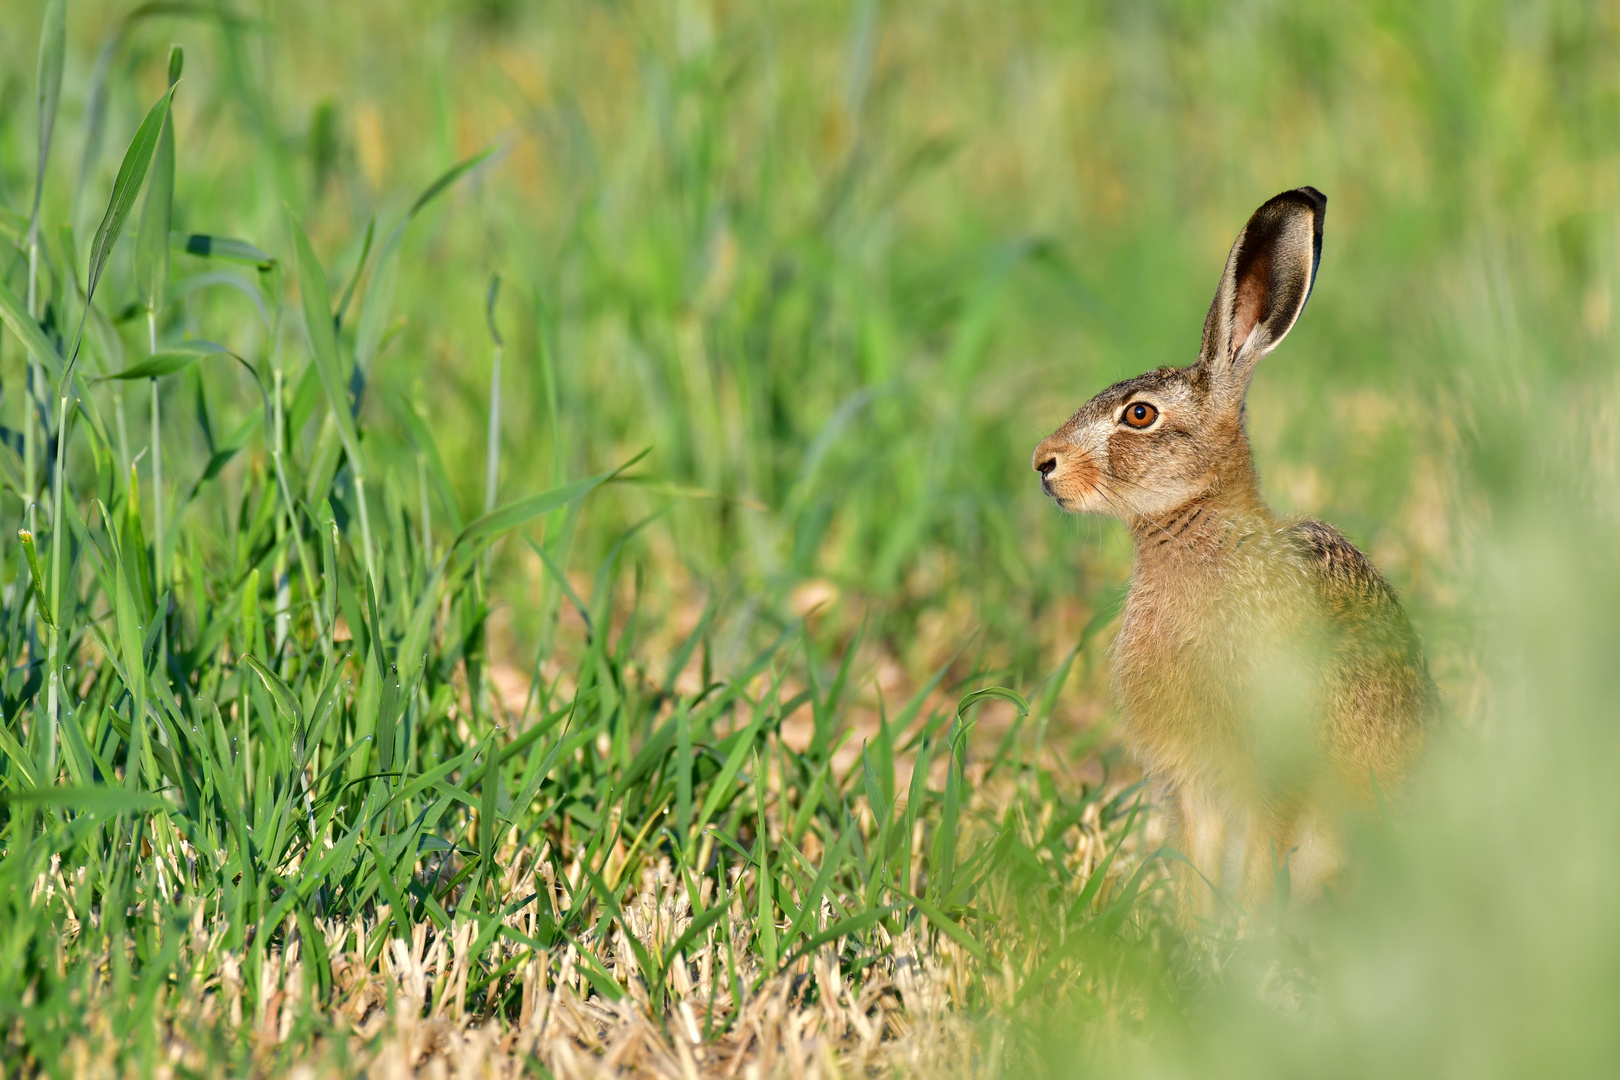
1284, 519, 1401, 613
1285, 519, 1435, 767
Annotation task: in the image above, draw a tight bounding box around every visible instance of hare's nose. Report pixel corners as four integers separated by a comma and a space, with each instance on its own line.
1033, 434, 1068, 477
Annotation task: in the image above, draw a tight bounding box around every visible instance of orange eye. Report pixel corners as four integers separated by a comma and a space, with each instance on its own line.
1122, 401, 1158, 429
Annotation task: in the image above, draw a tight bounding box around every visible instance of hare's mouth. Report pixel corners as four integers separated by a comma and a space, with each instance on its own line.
1032, 434, 1100, 507
1037, 464, 1098, 513
1040, 483, 1081, 513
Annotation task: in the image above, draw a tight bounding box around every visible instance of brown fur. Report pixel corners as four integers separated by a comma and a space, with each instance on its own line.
1032, 188, 1433, 914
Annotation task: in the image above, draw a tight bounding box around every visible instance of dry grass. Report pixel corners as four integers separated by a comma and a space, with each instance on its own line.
40, 749, 1150, 1080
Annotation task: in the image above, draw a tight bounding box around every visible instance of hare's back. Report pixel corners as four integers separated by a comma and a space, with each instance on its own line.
1289, 520, 1397, 613
1287, 518, 1434, 785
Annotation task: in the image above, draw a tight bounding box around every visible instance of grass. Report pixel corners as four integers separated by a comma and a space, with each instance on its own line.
3, 0, 1620, 1076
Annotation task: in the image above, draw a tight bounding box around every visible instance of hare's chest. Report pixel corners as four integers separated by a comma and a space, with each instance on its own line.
1111, 584, 1245, 770
1110, 559, 1308, 771
1115, 588, 1245, 681
1110, 548, 1332, 787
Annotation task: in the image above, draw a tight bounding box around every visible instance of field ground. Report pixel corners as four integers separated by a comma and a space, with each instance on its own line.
4, 1, 1620, 1077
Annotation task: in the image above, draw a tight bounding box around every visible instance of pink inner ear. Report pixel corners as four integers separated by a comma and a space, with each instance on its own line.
1231, 251, 1271, 357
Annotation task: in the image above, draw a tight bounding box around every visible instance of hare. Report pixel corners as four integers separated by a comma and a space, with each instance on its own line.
1032, 188, 1433, 915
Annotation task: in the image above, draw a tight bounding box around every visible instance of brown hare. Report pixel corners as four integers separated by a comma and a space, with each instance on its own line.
1032, 188, 1433, 915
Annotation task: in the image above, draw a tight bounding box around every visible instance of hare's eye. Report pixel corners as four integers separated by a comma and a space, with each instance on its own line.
1122, 402, 1158, 429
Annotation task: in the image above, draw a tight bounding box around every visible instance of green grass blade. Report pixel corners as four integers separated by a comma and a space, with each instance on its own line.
896, 887, 987, 961
781, 829, 852, 951
113, 559, 148, 791
28, 0, 65, 238
170, 232, 277, 270
447, 450, 647, 572
0, 273, 64, 380
504, 721, 571, 826
367, 838, 412, 939
85, 84, 177, 305
97, 341, 233, 381
18, 530, 54, 628
755, 748, 778, 971
0, 723, 41, 791
134, 47, 182, 317
777, 905, 898, 971
675, 702, 693, 841
694, 709, 765, 837
389, 393, 463, 532
661, 891, 733, 969
334, 216, 375, 330
240, 654, 305, 732
1068, 796, 1144, 919
286, 209, 363, 468
954, 686, 1030, 723
4, 786, 164, 815
353, 148, 495, 377
364, 573, 401, 780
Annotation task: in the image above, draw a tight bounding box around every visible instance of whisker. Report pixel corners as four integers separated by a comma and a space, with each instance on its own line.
1046, 461, 1189, 551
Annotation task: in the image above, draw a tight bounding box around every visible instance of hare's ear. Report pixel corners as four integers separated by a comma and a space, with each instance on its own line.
1196, 187, 1325, 397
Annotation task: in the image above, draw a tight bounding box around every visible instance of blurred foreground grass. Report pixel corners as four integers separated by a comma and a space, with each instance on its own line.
1, 0, 1618, 1076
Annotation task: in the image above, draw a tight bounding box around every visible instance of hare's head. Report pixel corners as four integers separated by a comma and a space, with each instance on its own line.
1033, 188, 1326, 522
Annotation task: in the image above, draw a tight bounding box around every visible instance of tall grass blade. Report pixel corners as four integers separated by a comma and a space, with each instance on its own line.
84, 85, 177, 312
334, 216, 375, 330
97, 341, 233, 381
484, 273, 503, 516
448, 450, 647, 569
286, 210, 362, 467
29, 0, 66, 242
17, 530, 54, 628
135, 47, 182, 319
353, 148, 495, 380
0, 274, 63, 380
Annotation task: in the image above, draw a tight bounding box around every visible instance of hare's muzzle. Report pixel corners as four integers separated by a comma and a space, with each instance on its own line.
1032, 431, 1097, 509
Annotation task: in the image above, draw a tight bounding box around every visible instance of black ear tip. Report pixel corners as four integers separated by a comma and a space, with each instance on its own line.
1294, 186, 1327, 215
1274, 186, 1326, 232
1256, 187, 1327, 232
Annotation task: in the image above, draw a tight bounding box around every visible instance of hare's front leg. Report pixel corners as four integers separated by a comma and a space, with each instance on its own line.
1241, 804, 1344, 908
1166, 780, 1227, 921
1239, 808, 1296, 911
1239, 801, 1345, 910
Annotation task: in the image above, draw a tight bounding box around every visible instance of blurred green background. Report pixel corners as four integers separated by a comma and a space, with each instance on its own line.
3, 0, 1619, 1074
12, 0, 1581, 678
